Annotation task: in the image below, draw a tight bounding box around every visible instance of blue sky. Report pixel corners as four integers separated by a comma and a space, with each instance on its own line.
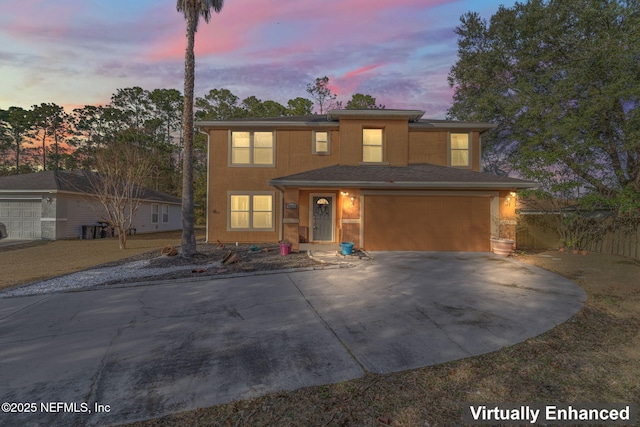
0, 0, 515, 118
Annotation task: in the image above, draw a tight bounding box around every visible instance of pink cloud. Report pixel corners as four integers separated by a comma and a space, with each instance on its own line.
343, 64, 385, 80
329, 64, 386, 96
144, 0, 456, 62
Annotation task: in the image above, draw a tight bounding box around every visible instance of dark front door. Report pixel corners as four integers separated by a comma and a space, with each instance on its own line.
312, 196, 333, 241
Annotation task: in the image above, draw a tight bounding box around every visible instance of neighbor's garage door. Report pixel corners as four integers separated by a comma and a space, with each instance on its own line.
363, 195, 490, 251
0, 200, 42, 239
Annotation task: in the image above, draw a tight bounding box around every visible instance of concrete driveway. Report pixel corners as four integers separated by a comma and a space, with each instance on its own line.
0, 252, 585, 427
0, 239, 34, 249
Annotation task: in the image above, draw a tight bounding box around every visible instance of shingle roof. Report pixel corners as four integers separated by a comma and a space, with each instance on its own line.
269, 164, 537, 190
195, 109, 496, 132
0, 170, 182, 204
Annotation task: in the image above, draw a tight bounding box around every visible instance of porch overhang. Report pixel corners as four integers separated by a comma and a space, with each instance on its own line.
268, 164, 538, 191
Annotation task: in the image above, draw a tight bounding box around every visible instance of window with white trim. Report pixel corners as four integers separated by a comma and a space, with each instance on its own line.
228, 193, 274, 231
230, 131, 274, 166
362, 128, 383, 162
162, 205, 169, 223
313, 131, 330, 155
151, 204, 159, 223
450, 133, 470, 167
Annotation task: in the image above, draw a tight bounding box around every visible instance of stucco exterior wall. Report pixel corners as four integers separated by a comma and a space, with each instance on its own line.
204, 115, 511, 251
337, 118, 409, 166
207, 127, 341, 244
408, 130, 481, 172
408, 130, 448, 166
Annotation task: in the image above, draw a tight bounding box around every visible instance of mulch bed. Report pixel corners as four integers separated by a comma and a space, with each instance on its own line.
99, 242, 326, 285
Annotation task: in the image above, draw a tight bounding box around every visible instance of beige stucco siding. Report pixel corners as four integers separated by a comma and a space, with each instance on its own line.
206, 127, 339, 243
338, 118, 409, 166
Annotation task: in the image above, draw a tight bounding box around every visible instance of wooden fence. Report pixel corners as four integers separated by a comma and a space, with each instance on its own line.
517, 215, 640, 260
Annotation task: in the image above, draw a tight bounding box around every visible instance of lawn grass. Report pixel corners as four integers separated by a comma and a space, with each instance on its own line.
0, 230, 204, 290
121, 251, 640, 427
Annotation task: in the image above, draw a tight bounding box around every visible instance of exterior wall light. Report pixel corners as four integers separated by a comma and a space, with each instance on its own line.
505, 191, 517, 207
341, 191, 356, 206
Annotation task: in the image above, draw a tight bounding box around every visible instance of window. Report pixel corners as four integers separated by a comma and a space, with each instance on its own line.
363, 129, 383, 162
151, 204, 159, 223
450, 133, 470, 167
313, 131, 330, 155
162, 205, 169, 223
229, 193, 274, 231
230, 131, 274, 166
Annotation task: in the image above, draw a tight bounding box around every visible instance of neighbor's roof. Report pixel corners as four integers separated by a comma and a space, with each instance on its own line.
269, 164, 538, 190
0, 170, 182, 204
195, 109, 496, 133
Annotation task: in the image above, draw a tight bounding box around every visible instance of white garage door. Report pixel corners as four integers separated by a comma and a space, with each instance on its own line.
0, 200, 42, 239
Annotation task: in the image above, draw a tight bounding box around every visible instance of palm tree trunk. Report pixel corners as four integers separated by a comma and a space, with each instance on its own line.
180, 10, 197, 257
14, 133, 20, 173
42, 131, 47, 171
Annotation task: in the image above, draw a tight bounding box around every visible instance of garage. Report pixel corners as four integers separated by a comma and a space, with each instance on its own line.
363, 195, 491, 251
0, 200, 42, 239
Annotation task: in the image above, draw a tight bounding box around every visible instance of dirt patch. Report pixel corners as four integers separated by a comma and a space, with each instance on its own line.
1, 233, 325, 291
123, 250, 640, 427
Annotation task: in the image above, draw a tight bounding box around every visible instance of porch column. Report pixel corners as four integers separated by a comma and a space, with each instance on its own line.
283, 188, 300, 251
340, 189, 361, 248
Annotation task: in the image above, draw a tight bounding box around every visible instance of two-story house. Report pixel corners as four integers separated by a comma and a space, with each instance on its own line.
196, 109, 536, 252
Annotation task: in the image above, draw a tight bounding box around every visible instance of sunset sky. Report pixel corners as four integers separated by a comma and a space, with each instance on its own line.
0, 0, 516, 118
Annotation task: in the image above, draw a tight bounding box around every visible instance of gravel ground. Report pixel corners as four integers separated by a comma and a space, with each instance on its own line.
0, 243, 326, 298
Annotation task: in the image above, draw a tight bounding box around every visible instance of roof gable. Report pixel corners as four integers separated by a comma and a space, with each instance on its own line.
0, 171, 181, 204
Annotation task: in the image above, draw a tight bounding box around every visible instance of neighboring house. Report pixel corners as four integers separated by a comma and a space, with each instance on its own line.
196, 109, 537, 252
0, 170, 182, 240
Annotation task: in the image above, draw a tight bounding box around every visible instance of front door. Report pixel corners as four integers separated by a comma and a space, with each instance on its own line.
312, 195, 333, 241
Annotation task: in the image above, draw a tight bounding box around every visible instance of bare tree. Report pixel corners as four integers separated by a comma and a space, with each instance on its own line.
84, 143, 155, 249
306, 76, 338, 114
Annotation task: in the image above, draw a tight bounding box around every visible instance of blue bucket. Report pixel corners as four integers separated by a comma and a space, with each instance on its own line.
341, 242, 354, 255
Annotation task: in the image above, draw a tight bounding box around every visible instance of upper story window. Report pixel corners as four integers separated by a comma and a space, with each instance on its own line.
230, 131, 274, 166
362, 129, 383, 163
450, 133, 470, 167
313, 131, 330, 155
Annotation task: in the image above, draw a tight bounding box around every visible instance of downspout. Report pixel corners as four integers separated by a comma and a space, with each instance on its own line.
197, 126, 210, 243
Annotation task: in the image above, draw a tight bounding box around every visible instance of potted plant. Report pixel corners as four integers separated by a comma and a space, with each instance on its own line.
490, 218, 516, 257
490, 236, 516, 256
566, 237, 579, 254
279, 239, 292, 256
558, 239, 567, 252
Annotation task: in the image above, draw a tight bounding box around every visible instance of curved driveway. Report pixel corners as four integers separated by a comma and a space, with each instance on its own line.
0, 252, 585, 426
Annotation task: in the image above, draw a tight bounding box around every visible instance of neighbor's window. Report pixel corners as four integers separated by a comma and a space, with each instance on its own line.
229, 193, 274, 231
450, 133, 470, 167
162, 205, 169, 223
230, 131, 274, 166
362, 129, 383, 162
151, 204, 159, 223
313, 131, 330, 155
